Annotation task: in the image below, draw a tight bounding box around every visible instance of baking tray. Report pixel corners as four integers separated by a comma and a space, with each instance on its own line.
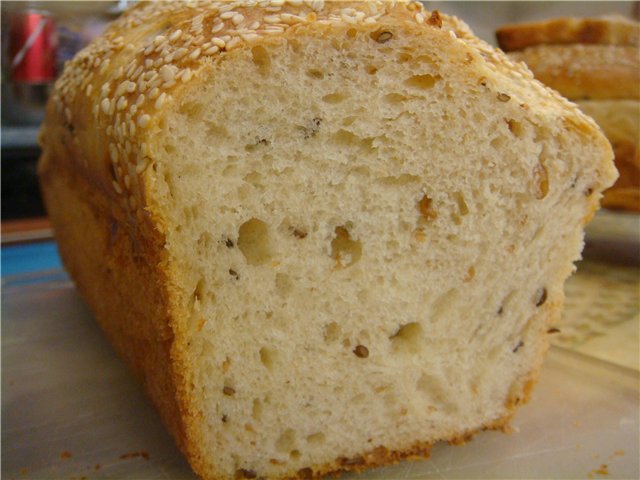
2, 268, 638, 479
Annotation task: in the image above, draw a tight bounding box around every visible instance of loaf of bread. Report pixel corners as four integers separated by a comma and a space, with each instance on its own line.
497, 16, 639, 211
39, 2, 616, 479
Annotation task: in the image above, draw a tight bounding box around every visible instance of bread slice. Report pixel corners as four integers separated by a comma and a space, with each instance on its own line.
507, 44, 639, 100
496, 15, 640, 52
38, 2, 616, 479
577, 99, 639, 210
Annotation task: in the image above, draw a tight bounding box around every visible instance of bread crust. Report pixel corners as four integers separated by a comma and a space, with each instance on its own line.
496, 16, 640, 52
508, 44, 640, 100
38, 1, 616, 479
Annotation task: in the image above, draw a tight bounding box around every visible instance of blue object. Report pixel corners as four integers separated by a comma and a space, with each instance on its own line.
1, 241, 63, 277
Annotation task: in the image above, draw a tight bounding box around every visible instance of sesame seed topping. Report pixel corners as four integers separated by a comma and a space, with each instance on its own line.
154, 35, 167, 46
169, 29, 183, 41
232, 13, 245, 25
101, 98, 111, 114
85, 84, 93, 96
211, 37, 226, 48
226, 37, 241, 50
160, 64, 175, 82
211, 22, 224, 33
248, 21, 260, 30
415, 12, 425, 24
174, 47, 189, 60
148, 87, 160, 100
189, 48, 202, 60
204, 45, 220, 55
124, 81, 136, 93
116, 96, 128, 111
220, 11, 236, 20
155, 92, 167, 109
112, 181, 123, 194
138, 114, 151, 128
264, 14, 282, 24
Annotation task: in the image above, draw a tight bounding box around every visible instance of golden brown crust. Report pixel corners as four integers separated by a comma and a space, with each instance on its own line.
496, 16, 640, 52
508, 44, 640, 100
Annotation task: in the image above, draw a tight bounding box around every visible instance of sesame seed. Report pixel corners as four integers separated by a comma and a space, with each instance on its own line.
125, 81, 136, 93
174, 48, 188, 60
211, 22, 224, 33
160, 64, 175, 82
163, 79, 176, 89
144, 45, 155, 56
85, 84, 93, 96
180, 68, 192, 83
241, 33, 261, 43
101, 98, 111, 114
220, 11, 236, 20
112, 181, 123, 194
232, 13, 245, 25
226, 37, 241, 50
189, 48, 202, 60
129, 195, 137, 210
129, 120, 136, 136
155, 92, 167, 109
415, 12, 425, 24
148, 87, 160, 100
136, 94, 146, 106
163, 52, 175, 63
138, 114, 151, 128
169, 29, 183, 41
249, 21, 260, 30
101, 82, 111, 95
271, 0, 285, 6
154, 35, 166, 46
204, 45, 220, 55
264, 15, 281, 24
130, 104, 138, 115
211, 37, 226, 48
136, 160, 148, 174
116, 96, 128, 111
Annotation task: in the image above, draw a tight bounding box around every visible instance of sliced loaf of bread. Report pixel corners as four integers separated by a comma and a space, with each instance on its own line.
39, 2, 616, 479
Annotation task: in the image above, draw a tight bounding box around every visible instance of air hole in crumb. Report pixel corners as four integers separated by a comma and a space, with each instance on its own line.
275, 273, 293, 296
259, 347, 277, 370
223, 385, 236, 396
404, 74, 440, 90
323, 322, 341, 343
238, 218, 272, 266
300, 117, 322, 138
178, 101, 204, 121
276, 429, 296, 453
298, 467, 313, 479
229, 268, 239, 279
507, 119, 525, 138
306, 432, 325, 444
290, 450, 301, 460
322, 92, 346, 104
307, 68, 324, 79
331, 226, 362, 268
390, 322, 423, 353
251, 45, 270, 75
454, 192, 469, 216
292, 228, 307, 239
235, 469, 257, 479
205, 121, 229, 140
464, 266, 475, 282
384, 93, 408, 104
512, 341, 524, 353
346, 27, 357, 38
417, 194, 437, 221
365, 65, 378, 75
252, 399, 262, 421
192, 278, 205, 304
397, 52, 412, 63
533, 162, 549, 199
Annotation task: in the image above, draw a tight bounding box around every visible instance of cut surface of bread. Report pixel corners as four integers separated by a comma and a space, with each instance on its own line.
496, 15, 640, 52
38, 2, 617, 479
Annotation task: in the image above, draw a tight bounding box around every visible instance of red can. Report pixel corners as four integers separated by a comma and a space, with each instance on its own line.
8, 9, 57, 83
